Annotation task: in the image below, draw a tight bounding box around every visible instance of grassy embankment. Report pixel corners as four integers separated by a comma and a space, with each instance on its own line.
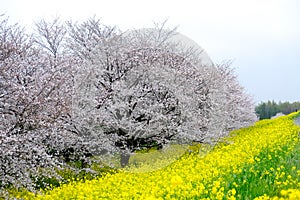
16, 112, 300, 199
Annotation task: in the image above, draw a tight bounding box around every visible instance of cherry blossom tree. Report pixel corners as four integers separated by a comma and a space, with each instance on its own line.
0, 16, 87, 192
1, 16, 257, 194
71, 23, 257, 166
216, 63, 257, 131
205, 62, 258, 141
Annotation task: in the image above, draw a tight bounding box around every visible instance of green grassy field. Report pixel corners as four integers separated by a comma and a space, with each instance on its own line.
12, 112, 300, 199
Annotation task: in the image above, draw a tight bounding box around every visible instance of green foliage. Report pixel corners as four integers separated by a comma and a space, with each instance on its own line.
3, 160, 117, 199
129, 143, 211, 167
224, 139, 300, 199
255, 100, 300, 119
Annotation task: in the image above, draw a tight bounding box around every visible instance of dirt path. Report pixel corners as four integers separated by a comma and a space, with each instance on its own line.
295, 116, 300, 126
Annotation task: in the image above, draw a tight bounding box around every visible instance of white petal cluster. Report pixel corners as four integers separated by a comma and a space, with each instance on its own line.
0, 16, 257, 193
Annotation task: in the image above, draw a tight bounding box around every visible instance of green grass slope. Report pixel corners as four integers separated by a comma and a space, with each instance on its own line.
13, 112, 300, 199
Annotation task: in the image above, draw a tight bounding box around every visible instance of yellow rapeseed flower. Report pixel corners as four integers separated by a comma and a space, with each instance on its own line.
27, 113, 300, 200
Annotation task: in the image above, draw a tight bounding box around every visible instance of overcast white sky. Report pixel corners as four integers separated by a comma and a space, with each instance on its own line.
1, 0, 300, 103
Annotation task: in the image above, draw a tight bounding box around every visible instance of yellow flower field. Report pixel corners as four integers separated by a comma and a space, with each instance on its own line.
25, 112, 300, 200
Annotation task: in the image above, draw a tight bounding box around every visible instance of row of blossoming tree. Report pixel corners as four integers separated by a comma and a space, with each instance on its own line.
0, 15, 257, 192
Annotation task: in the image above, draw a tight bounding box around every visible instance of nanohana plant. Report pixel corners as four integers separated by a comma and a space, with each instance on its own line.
23, 113, 300, 200
0, 15, 257, 193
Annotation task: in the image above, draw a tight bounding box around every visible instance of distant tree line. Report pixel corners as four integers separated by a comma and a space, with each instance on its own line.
255, 100, 300, 119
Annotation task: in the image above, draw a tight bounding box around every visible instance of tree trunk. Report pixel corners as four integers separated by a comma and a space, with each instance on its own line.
120, 152, 130, 168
